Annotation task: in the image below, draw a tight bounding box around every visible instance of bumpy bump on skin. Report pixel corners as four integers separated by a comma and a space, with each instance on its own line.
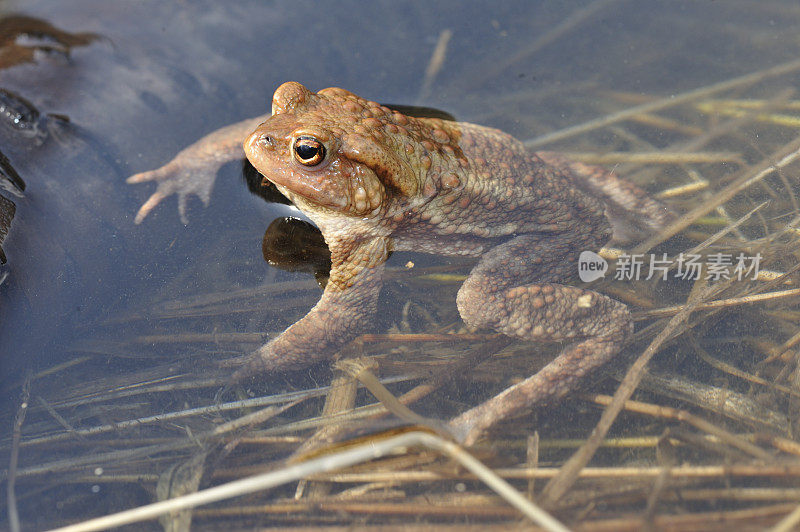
272, 81, 311, 115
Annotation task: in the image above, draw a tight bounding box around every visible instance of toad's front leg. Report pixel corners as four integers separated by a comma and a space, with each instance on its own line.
448, 234, 632, 445
231, 236, 390, 382
127, 115, 267, 223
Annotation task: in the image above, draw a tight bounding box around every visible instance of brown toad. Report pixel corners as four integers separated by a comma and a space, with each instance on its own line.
129, 82, 670, 444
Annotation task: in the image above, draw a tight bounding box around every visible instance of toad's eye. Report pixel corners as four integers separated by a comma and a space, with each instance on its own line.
292, 136, 326, 166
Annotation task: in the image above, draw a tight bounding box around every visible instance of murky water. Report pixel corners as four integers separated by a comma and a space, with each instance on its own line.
3, 1, 800, 529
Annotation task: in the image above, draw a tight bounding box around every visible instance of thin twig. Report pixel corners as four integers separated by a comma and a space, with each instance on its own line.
35, 395, 84, 439
584, 394, 773, 460
470, 0, 624, 89
317, 463, 800, 484
633, 135, 800, 254
634, 287, 800, 320
563, 151, 742, 165
540, 282, 725, 506
771, 503, 800, 532
46, 431, 569, 532
337, 358, 449, 436
3, 400, 297, 481
524, 57, 800, 148
418, 29, 452, 103
8, 378, 30, 532
690, 336, 800, 399
10, 376, 409, 449
527, 432, 540, 499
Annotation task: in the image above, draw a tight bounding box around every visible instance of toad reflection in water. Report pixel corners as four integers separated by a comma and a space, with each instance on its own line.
129, 82, 670, 444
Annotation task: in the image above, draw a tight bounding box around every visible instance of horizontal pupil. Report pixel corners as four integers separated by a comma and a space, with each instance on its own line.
296, 143, 318, 159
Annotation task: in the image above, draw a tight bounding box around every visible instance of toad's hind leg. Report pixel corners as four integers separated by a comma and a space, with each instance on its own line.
450, 233, 632, 445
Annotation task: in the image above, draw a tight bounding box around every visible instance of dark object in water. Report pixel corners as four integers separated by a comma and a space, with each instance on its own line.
0, 14, 99, 69
0, 193, 15, 264
262, 217, 331, 289
0, 149, 25, 192
242, 158, 292, 205
0, 87, 73, 146
380, 103, 456, 122
0, 87, 43, 137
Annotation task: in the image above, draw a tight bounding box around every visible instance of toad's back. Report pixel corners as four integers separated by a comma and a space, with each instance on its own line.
393, 118, 611, 245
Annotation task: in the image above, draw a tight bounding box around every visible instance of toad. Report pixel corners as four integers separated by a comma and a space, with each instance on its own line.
128, 82, 670, 444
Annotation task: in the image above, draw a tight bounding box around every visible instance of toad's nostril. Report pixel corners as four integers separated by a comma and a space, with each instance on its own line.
244, 131, 271, 158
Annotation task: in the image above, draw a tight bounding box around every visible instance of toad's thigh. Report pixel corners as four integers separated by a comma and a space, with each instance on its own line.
459, 232, 595, 294
456, 233, 623, 340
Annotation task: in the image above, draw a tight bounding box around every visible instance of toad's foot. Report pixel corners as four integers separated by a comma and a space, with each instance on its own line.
127, 115, 266, 223
448, 233, 633, 446
448, 309, 630, 445
128, 157, 217, 224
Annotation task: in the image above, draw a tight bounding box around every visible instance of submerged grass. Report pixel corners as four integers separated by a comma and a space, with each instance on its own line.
7, 17, 800, 532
